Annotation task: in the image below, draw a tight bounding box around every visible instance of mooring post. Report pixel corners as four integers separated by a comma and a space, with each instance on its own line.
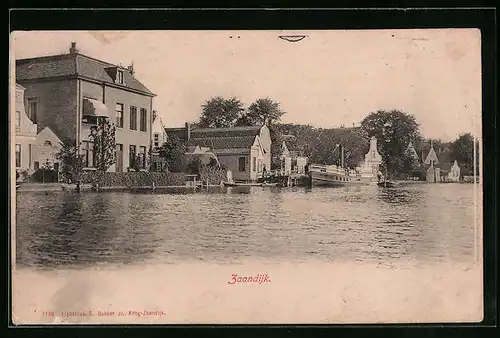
152, 181, 156, 192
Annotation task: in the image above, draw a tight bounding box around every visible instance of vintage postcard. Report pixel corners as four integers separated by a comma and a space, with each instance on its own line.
10, 29, 483, 324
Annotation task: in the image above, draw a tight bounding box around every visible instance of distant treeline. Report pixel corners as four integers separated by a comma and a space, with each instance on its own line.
191, 96, 479, 177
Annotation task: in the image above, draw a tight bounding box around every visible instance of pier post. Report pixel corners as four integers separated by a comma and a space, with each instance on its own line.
152, 181, 156, 192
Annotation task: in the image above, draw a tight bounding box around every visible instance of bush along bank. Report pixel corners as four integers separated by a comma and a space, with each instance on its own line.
78, 167, 227, 189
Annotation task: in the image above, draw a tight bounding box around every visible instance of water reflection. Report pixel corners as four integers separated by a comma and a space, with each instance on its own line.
15, 184, 479, 269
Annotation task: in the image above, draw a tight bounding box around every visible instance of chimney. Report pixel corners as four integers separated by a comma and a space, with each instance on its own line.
69, 42, 78, 54
185, 122, 191, 141
127, 63, 135, 77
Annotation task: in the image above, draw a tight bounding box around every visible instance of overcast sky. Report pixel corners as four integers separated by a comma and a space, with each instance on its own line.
11, 29, 481, 141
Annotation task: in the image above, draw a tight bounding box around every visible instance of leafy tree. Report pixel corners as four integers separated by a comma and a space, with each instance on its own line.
451, 133, 480, 175
403, 142, 422, 177
55, 140, 85, 184
187, 158, 203, 175
361, 109, 421, 175
199, 96, 245, 128
159, 135, 187, 172
89, 117, 116, 172
208, 157, 219, 167
236, 97, 285, 127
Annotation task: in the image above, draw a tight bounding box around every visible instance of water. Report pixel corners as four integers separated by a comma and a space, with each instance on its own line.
15, 183, 481, 269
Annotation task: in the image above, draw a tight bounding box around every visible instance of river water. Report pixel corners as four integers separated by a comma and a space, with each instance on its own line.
12, 183, 483, 324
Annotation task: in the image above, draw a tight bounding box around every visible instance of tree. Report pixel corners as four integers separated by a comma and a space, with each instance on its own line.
403, 142, 422, 178
159, 135, 187, 172
199, 96, 245, 128
361, 109, 421, 175
187, 158, 203, 175
236, 97, 286, 127
89, 117, 116, 172
55, 140, 85, 184
451, 133, 480, 175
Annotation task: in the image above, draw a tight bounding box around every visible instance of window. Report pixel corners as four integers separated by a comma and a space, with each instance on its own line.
116, 103, 124, 128
140, 108, 147, 132
117, 70, 124, 84
15, 111, 21, 127
15, 144, 21, 167
252, 157, 257, 172
34, 161, 39, 171
44, 140, 52, 146
53, 162, 59, 172
238, 157, 246, 172
153, 133, 160, 148
129, 145, 136, 168
27, 99, 38, 123
139, 146, 147, 169
129, 106, 137, 130
82, 141, 94, 168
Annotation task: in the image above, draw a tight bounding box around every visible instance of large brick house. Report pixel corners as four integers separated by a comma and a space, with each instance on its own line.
15, 42, 156, 172
164, 123, 271, 182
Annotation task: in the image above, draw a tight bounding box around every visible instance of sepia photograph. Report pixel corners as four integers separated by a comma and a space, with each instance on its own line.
10, 29, 483, 324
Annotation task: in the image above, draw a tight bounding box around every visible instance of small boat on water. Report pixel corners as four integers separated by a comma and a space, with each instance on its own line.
377, 180, 396, 188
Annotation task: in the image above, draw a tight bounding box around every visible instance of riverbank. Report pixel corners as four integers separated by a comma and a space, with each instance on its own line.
16, 183, 225, 193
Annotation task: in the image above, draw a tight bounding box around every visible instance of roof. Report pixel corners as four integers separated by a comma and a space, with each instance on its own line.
187, 136, 257, 150
190, 125, 262, 139
16, 53, 154, 96
424, 146, 439, 165
164, 128, 187, 141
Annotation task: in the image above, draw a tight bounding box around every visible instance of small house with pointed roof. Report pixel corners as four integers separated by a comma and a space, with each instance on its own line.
31, 127, 63, 172
422, 141, 464, 182
164, 123, 271, 182
279, 141, 308, 176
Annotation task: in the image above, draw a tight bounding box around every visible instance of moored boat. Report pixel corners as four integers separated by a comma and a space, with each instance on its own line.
309, 137, 384, 187
309, 164, 373, 186
377, 180, 396, 188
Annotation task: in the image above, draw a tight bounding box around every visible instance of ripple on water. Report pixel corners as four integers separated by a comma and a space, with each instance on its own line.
14, 184, 480, 268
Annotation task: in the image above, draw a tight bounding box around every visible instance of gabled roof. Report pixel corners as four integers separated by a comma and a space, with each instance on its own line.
187, 136, 257, 150
16, 53, 154, 96
190, 125, 262, 139
164, 128, 187, 141
35, 126, 62, 145
424, 146, 439, 165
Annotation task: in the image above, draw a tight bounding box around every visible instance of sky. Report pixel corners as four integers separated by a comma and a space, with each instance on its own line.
11, 29, 482, 141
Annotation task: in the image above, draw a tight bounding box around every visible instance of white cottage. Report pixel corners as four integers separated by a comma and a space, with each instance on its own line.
447, 160, 461, 182
150, 114, 169, 171
31, 127, 62, 171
